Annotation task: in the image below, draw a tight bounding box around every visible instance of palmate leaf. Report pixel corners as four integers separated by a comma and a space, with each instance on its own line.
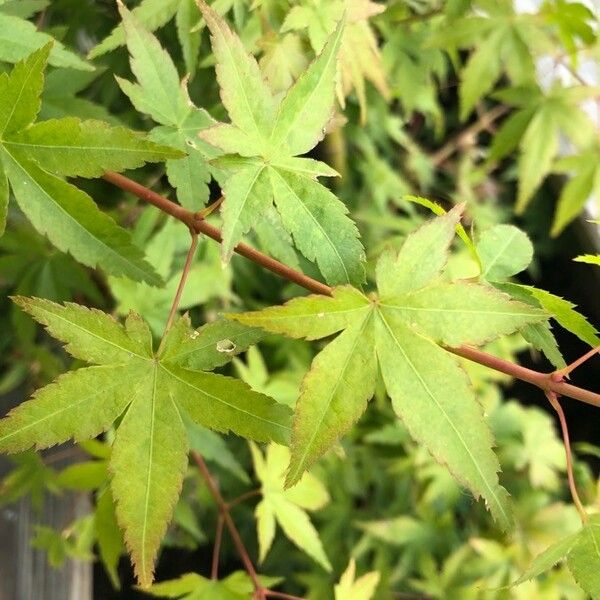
281, 0, 390, 123
334, 559, 380, 600
196, 1, 365, 285
0, 45, 183, 284
250, 443, 331, 570
0, 298, 291, 586
118, 2, 216, 211
228, 209, 549, 528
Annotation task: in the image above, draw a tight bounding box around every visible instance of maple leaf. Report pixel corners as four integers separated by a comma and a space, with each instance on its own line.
513, 515, 600, 597
0, 45, 184, 283
334, 559, 380, 600
144, 570, 282, 599
250, 442, 331, 570
0, 2, 91, 70
196, 0, 365, 286
0, 298, 291, 586
228, 208, 549, 529
282, 0, 390, 123
117, 2, 218, 212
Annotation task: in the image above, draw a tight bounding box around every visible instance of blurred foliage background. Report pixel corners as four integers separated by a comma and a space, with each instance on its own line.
0, 0, 599, 598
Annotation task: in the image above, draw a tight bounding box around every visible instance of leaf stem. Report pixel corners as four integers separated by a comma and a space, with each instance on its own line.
545, 391, 588, 524
191, 452, 264, 595
103, 171, 600, 409
157, 231, 198, 356
226, 488, 262, 510
551, 346, 600, 381
430, 105, 509, 167
211, 514, 224, 580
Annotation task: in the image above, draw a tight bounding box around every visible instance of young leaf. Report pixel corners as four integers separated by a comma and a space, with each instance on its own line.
95, 489, 125, 590
229, 212, 548, 525
88, 0, 180, 59
251, 443, 331, 570
118, 3, 216, 211
0, 150, 162, 285
335, 559, 380, 600
477, 224, 533, 280
197, 1, 365, 284
0, 299, 291, 586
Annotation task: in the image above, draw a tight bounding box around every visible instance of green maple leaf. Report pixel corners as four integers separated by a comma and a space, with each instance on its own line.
197, 1, 365, 286
430, 6, 551, 120
228, 208, 549, 528
474, 223, 566, 369
513, 516, 600, 598
0, 4, 92, 70
144, 570, 281, 599
0, 44, 184, 283
489, 85, 597, 213
117, 2, 217, 212
250, 442, 331, 570
282, 0, 390, 123
0, 298, 291, 586
552, 147, 600, 236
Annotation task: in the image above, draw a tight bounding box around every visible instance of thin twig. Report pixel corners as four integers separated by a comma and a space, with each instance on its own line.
264, 591, 306, 600
103, 172, 330, 295
430, 105, 509, 167
191, 452, 264, 595
157, 231, 199, 355
103, 172, 600, 408
552, 346, 600, 381
545, 391, 588, 524
227, 489, 262, 510
211, 514, 224, 580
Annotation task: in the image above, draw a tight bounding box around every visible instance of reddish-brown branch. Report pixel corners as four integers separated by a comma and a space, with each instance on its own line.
103, 171, 600, 409
103, 172, 331, 295
545, 391, 588, 523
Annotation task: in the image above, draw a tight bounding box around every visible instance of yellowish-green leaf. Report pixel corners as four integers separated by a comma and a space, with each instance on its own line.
335, 559, 380, 600
376, 205, 462, 298
0, 14, 92, 70
0, 43, 50, 137
375, 311, 513, 529
286, 311, 376, 487
110, 367, 188, 588
251, 443, 331, 570
477, 224, 534, 280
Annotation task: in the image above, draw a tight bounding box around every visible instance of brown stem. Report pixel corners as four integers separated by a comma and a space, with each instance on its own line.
103, 172, 330, 295
103, 172, 600, 408
226, 489, 262, 510
211, 514, 224, 580
191, 452, 264, 595
430, 105, 509, 167
545, 391, 588, 524
157, 231, 198, 355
